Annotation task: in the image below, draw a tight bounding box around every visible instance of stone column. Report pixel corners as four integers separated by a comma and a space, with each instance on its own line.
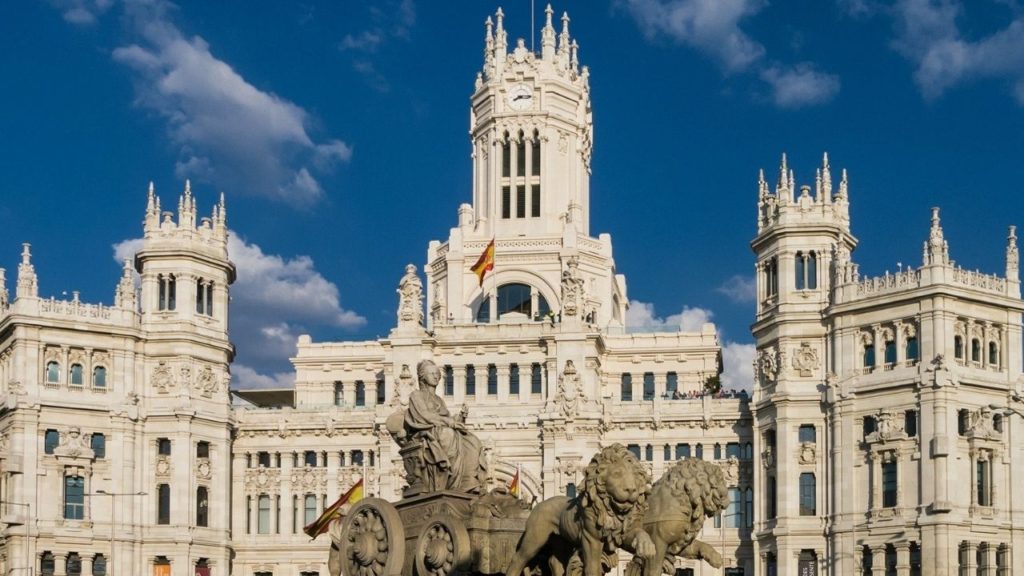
53, 553, 67, 576
497, 365, 510, 402
453, 366, 466, 404
963, 541, 978, 576
896, 542, 910, 576
997, 544, 1012, 576
343, 381, 356, 408
367, 379, 378, 408
81, 555, 93, 576
983, 543, 998, 576
871, 545, 887, 576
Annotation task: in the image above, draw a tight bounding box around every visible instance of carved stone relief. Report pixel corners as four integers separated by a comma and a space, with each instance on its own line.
792, 342, 820, 377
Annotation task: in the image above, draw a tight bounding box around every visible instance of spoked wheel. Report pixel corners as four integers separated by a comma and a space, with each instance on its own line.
414, 514, 471, 576
339, 498, 405, 576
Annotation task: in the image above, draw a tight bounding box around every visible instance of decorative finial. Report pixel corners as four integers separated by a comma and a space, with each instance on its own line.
184, 179, 192, 197
485, 15, 493, 38
496, 7, 504, 28
821, 152, 832, 199
545, 4, 553, 26
21, 243, 31, 265
1007, 225, 1019, 281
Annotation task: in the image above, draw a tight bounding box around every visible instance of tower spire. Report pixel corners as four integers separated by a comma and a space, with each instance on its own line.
115, 257, 137, 310
541, 4, 556, 61
16, 243, 38, 299
1007, 225, 1019, 281
821, 152, 832, 201
776, 153, 790, 200
923, 207, 950, 266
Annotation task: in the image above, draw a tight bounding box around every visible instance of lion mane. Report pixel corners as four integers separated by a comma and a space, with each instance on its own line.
579, 444, 651, 541
652, 458, 728, 527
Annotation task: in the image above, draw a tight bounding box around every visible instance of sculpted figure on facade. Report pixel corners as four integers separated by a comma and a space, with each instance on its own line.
561, 257, 586, 317
397, 263, 424, 327
553, 359, 584, 418
388, 360, 487, 494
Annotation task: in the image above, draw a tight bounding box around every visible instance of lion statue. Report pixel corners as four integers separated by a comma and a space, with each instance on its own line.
622, 458, 729, 576
504, 444, 656, 576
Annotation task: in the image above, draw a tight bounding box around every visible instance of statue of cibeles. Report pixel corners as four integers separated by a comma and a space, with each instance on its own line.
505, 445, 728, 576
387, 359, 487, 494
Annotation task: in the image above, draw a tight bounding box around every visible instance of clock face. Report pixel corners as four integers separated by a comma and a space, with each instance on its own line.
507, 84, 533, 111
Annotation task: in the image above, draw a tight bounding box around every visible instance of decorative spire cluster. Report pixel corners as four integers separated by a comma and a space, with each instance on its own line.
114, 258, 137, 310
143, 180, 228, 249
481, 5, 582, 81
757, 153, 850, 232
16, 243, 37, 299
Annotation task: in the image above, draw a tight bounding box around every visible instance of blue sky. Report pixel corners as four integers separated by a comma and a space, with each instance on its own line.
2, 0, 1023, 389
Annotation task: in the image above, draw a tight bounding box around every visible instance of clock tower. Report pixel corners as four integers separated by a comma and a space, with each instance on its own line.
469, 4, 593, 237
426, 5, 626, 331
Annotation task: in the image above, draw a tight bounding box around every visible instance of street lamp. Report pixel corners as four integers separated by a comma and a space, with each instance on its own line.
88, 491, 147, 576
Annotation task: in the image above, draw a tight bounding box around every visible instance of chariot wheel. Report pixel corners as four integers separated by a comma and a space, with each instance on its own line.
339, 498, 405, 576
414, 514, 471, 576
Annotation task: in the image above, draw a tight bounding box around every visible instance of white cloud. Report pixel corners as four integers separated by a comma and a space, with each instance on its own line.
232, 364, 296, 390
51, 0, 113, 25
110, 0, 351, 206
112, 230, 365, 389
716, 274, 756, 303
626, 300, 716, 332
621, 0, 766, 71
760, 63, 841, 107
721, 341, 755, 393
888, 0, 1024, 103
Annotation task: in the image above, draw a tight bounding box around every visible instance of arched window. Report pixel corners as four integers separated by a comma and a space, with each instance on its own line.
863, 344, 875, 368
158, 274, 177, 311
93, 365, 107, 388
196, 486, 209, 527
205, 281, 214, 315
905, 336, 919, 363
795, 251, 806, 289
70, 363, 84, 385
304, 494, 317, 525
476, 283, 550, 322
515, 130, 527, 218
64, 475, 85, 519
971, 338, 981, 362
355, 380, 365, 407
989, 342, 999, 366
764, 256, 779, 298
41, 552, 55, 576
884, 340, 896, 365
501, 132, 511, 219
93, 554, 107, 576
46, 361, 60, 383
530, 129, 541, 217
807, 251, 817, 289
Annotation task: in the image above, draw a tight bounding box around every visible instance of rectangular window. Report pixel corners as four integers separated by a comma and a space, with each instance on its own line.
304, 451, 317, 467
466, 365, 476, 395
502, 141, 510, 177
258, 451, 271, 467
516, 139, 526, 175
627, 444, 641, 460
910, 543, 921, 576
530, 184, 540, 217
725, 487, 742, 527
91, 433, 105, 459
726, 442, 741, 459
863, 416, 877, 438
196, 441, 210, 459
45, 429, 59, 454
799, 424, 816, 444
444, 365, 454, 396
64, 476, 85, 519
620, 374, 632, 401
666, 372, 678, 395
664, 445, 671, 461
93, 366, 107, 388
376, 378, 385, 404
351, 450, 364, 466
905, 410, 917, 438
978, 458, 991, 507
516, 185, 526, 218
767, 476, 777, 519
644, 445, 653, 461
304, 494, 317, 526
509, 364, 520, 395
882, 460, 898, 508
531, 139, 540, 176
642, 372, 655, 401
744, 488, 754, 528
799, 472, 816, 515
695, 443, 703, 459
502, 186, 511, 219
884, 340, 897, 365
531, 363, 543, 394
157, 483, 171, 524
196, 486, 209, 527
257, 494, 270, 534
157, 438, 171, 456
676, 443, 690, 459
487, 364, 498, 395
355, 380, 365, 407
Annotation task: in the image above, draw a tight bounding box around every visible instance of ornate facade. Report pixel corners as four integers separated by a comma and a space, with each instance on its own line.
0, 6, 1020, 576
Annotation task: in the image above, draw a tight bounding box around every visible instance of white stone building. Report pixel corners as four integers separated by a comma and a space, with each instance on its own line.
0, 6, 1021, 576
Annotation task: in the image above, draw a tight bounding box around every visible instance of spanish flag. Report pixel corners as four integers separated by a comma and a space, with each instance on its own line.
471, 239, 496, 287
508, 466, 521, 498
304, 478, 364, 539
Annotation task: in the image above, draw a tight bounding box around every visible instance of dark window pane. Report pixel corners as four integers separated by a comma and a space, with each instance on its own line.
501, 186, 511, 219
799, 425, 816, 444
91, 433, 105, 459
158, 438, 172, 456
509, 364, 519, 395
158, 483, 171, 524
487, 364, 498, 395
620, 373, 632, 401
516, 185, 526, 218
882, 461, 897, 507
799, 472, 816, 515
45, 429, 59, 454
355, 381, 365, 407
531, 184, 540, 217
466, 365, 476, 395
905, 410, 917, 437
501, 140, 510, 177
531, 139, 540, 176
444, 365, 454, 396
197, 441, 210, 459
93, 366, 107, 387
531, 363, 543, 394
64, 476, 85, 520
